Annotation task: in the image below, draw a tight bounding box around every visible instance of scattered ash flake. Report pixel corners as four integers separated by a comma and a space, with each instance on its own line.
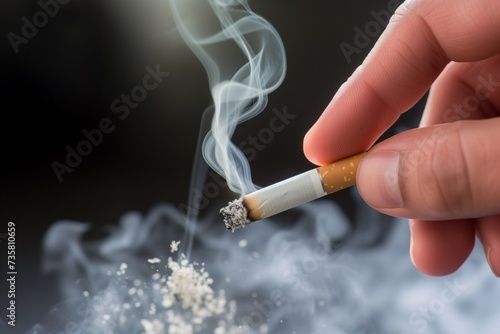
238, 239, 248, 248
225, 277, 231, 283
148, 257, 161, 264
170, 240, 181, 253
116, 263, 128, 276
67, 240, 247, 334
259, 324, 268, 334
165, 253, 225, 324
141, 319, 165, 334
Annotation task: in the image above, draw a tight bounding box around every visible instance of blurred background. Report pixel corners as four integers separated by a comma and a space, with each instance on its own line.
0, 0, 452, 332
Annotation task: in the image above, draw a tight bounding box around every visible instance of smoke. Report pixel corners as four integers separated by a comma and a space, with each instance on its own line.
169, 0, 286, 195
30, 198, 500, 334
32, 199, 378, 334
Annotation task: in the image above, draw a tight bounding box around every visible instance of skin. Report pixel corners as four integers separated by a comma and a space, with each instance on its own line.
304, 0, 500, 277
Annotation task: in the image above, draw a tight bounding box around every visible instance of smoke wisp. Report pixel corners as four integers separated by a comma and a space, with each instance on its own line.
170, 0, 286, 195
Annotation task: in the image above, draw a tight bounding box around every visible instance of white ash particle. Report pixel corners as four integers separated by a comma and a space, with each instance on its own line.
144, 240, 247, 334
220, 198, 252, 232
170, 240, 181, 253
76, 240, 247, 334
148, 257, 161, 264
141, 319, 165, 334
238, 239, 248, 248
164, 253, 225, 324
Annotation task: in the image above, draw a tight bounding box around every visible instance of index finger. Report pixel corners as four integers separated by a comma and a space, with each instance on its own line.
304, 0, 500, 165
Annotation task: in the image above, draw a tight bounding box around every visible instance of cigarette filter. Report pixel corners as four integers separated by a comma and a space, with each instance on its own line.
221, 152, 366, 232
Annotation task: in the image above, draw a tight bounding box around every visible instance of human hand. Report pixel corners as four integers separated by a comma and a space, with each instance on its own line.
304, 0, 500, 276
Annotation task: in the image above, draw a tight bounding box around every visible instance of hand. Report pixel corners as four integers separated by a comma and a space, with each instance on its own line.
304, 0, 500, 277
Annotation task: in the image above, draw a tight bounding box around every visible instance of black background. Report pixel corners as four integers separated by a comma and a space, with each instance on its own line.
0, 0, 422, 332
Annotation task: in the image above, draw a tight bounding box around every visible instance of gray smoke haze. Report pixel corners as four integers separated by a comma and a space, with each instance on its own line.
32, 198, 500, 334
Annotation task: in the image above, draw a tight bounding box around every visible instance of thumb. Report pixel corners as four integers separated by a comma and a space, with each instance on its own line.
357, 118, 500, 220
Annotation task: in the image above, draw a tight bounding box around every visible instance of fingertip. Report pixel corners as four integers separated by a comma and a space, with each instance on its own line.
485, 247, 500, 278
410, 219, 475, 276
303, 127, 317, 165
303, 125, 328, 166
476, 215, 500, 278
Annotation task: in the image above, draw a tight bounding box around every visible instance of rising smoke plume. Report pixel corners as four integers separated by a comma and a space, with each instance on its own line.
170, 0, 286, 195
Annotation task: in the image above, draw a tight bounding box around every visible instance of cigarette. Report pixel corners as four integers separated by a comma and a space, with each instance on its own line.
221, 152, 366, 232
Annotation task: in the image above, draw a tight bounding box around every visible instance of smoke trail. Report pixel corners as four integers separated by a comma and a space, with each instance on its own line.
169, 0, 286, 195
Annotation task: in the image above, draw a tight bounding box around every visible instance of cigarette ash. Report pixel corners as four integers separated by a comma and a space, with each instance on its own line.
170, 240, 181, 253
140, 242, 247, 334
40, 220, 249, 334
120, 242, 247, 334
220, 198, 252, 232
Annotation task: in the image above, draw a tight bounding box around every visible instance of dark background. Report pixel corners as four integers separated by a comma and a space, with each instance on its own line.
0, 0, 422, 332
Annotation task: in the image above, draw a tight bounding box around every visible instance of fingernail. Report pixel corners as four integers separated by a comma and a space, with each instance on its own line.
409, 235, 416, 267
486, 247, 500, 278
409, 221, 416, 267
358, 151, 403, 208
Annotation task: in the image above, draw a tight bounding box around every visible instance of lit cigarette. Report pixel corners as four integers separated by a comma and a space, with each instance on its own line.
221, 152, 366, 232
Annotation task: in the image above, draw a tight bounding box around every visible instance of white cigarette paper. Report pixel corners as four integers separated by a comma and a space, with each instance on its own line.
221, 153, 366, 231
